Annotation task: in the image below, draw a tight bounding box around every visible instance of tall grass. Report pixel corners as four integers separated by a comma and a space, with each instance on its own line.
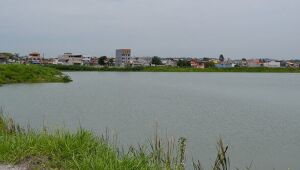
0, 113, 249, 170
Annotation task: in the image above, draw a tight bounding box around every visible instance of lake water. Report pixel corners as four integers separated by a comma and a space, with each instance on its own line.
1, 72, 300, 169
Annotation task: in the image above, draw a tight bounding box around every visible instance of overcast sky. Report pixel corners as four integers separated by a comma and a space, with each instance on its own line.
0, 0, 299, 59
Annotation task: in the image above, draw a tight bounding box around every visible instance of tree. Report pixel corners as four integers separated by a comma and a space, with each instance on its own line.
219, 54, 224, 62
151, 56, 162, 65
108, 58, 114, 66
177, 59, 191, 67
204, 61, 215, 68
98, 56, 107, 66
202, 57, 210, 62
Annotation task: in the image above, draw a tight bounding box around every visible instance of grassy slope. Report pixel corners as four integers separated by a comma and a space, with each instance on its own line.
0, 64, 71, 85
0, 130, 154, 169
45, 65, 300, 73
0, 115, 230, 170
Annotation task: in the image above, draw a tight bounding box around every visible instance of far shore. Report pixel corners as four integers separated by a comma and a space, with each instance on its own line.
44, 64, 300, 73
1, 64, 300, 86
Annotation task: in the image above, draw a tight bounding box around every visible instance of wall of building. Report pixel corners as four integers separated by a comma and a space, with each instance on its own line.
116, 49, 131, 66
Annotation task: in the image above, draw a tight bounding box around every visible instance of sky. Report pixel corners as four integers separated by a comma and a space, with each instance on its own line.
0, 0, 300, 59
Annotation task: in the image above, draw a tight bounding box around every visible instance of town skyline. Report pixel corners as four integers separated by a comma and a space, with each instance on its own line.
1, 50, 299, 60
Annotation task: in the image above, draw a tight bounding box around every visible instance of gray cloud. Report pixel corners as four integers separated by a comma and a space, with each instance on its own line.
0, 0, 299, 58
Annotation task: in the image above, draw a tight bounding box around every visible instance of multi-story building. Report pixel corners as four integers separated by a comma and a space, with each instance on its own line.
59, 53, 83, 65
28, 52, 42, 64
116, 49, 131, 67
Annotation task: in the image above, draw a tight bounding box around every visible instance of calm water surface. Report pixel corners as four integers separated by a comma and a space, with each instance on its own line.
1, 72, 300, 169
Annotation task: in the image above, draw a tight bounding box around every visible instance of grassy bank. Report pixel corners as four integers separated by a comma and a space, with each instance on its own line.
0, 64, 71, 85
44, 64, 300, 73
0, 114, 233, 170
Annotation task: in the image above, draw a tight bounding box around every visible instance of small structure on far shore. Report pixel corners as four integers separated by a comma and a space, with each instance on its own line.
263, 61, 281, 68
28, 52, 42, 64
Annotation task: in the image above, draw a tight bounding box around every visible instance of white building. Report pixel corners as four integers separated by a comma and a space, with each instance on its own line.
215, 63, 236, 68
131, 57, 152, 66
82, 56, 92, 65
263, 61, 281, 68
161, 58, 177, 66
116, 49, 131, 67
59, 53, 83, 65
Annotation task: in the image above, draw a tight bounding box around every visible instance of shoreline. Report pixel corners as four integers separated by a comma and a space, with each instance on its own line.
44, 65, 300, 73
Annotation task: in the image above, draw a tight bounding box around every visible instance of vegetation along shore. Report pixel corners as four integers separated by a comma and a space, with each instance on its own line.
45, 64, 300, 73
0, 113, 244, 170
0, 64, 71, 85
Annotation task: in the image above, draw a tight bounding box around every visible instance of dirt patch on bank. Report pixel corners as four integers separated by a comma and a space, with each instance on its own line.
0, 165, 27, 170
0, 156, 50, 170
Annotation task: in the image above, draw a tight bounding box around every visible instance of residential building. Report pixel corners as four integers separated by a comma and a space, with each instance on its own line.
131, 57, 151, 66
215, 63, 236, 68
59, 53, 83, 65
190, 59, 205, 68
28, 52, 42, 64
43, 58, 59, 65
263, 61, 281, 68
161, 58, 177, 67
239, 59, 248, 67
247, 59, 263, 67
90, 57, 99, 65
116, 49, 131, 67
82, 56, 91, 65
284, 60, 300, 68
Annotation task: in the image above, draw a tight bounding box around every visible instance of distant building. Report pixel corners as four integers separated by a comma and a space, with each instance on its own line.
82, 56, 91, 65
43, 58, 59, 65
247, 59, 263, 67
216, 58, 236, 68
239, 59, 248, 67
161, 58, 177, 67
215, 63, 236, 68
285, 61, 300, 68
263, 61, 280, 68
90, 57, 99, 65
131, 57, 151, 67
116, 49, 131, 67
190, 59, 205, 68
28, 52, 42, 64
60, 53, 83, 65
